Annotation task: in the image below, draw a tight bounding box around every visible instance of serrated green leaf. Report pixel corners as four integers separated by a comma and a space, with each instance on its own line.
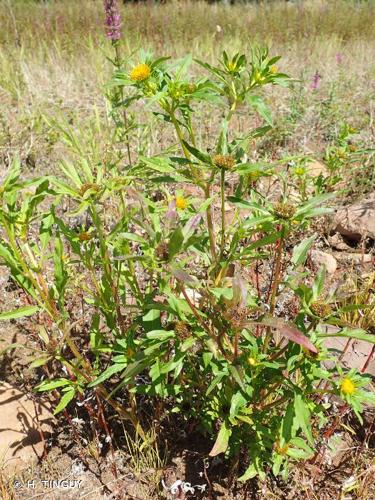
0, 305, 39, 321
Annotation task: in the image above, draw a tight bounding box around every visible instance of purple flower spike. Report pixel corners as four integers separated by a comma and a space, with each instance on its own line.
104, 0, 122, 41
310, 71, 321, 91
336, 53, 344, 64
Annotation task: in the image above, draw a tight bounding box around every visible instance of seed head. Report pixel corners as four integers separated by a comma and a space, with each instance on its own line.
155, 241, 169, 261
174, 321, 191, 340
273, 201, 296, 220
340, 377, 356, 395
213, 154, 236, 170
80, 183, 100, 196
78, 232, 93, 242
186, 83, 196, 94
310, 301, 332, 319
224, 305, 249, 330
151, 190, 165, 202
130, 63, 151, 82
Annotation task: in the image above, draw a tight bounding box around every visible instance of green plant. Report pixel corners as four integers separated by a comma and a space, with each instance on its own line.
1, 45, 374, 483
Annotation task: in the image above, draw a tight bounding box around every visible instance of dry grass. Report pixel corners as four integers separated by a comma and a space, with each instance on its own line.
0, 0, 374, 174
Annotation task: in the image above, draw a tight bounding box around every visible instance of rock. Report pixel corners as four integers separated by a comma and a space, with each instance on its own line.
328, 233, 352, 252
320, 325, 375, 376
310, 250, 338, 274
334, 252, 374, 265
0, 382, 54, 471
334, 195, 375, 241
307, 159, 328, 177
324, 433, 353, 467
324, 336, 375, 376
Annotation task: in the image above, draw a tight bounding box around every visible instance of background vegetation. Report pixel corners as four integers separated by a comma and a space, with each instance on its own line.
1, 0, 374, 175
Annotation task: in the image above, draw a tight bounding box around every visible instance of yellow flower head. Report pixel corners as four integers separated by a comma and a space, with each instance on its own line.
275, 442, 289, 455
248, 357, 257, 366
270, 65, 278, 74
254, 70, 265, 83
248, 171, 261, 182
340, 377, 356, 395
130, 63, 151, 82
175, 196, 188, 210
294, 166, 306, 176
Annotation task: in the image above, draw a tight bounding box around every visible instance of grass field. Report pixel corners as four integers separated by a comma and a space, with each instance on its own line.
1, 0, 374, 173
0, 1, 375, 498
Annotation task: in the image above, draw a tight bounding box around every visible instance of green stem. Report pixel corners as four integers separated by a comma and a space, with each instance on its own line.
220, 168, 226, 255
263, 226, 286, 352
169, 107, 191, 160
90, 205, 127, 333
114, 43, 132, 167
167, 104, 217, 262
269, 227, 286, 315
204, 183, 217, 261
1, 216, 145, 438
60, 349, 145, 439
1, 217, 56, 317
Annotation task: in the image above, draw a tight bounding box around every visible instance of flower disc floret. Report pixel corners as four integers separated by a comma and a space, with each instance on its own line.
213, 154, 236, 170
273, 201, 296, 220
174, 321, 191, 340
294, 166, 306, 176
310, 301, 332, 319
78, 232, 93, 242
176, 196, 188, 210
340, 377, 356, 395
130, 63, 151, 82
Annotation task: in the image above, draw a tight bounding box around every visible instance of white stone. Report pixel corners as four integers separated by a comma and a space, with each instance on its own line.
310, 250, 338, 274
